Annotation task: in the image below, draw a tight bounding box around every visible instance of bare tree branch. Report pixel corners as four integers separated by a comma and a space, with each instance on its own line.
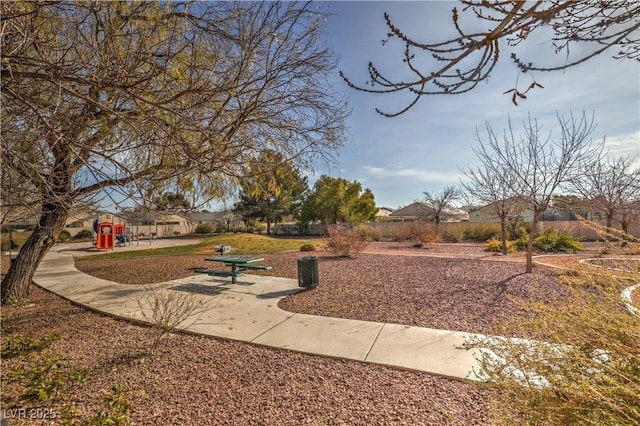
341, 1, 640, 116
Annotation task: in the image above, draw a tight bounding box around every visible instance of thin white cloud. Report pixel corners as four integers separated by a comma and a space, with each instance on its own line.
363, 166, 463, 183
604, 131, 640, 159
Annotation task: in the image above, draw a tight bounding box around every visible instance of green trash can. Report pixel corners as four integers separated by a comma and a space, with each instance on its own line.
297, 256, 319, 288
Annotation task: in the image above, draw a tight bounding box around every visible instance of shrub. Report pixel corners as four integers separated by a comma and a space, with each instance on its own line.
194, 223, 213, 234
299, 244, 316, 252
72, 229, 93, 240
326, 225, 369, 257
88, 385, 131, 426
463, 223, 501, 241
136, 285, 210, 354
8, 354, 86, 403
356, 224, 382, 241
468, 224, 640, 425
440, 225, 465, 242
58, 230, 71, 242
534, 228, 584, 253
484, 237, 514, 253
2, 334, 60, 358
396, 221, 437, 247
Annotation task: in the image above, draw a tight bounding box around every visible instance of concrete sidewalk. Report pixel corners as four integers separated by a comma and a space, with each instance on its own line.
33, 249, 487, 381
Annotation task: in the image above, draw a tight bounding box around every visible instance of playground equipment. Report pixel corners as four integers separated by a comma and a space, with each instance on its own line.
94, 221, 126, 249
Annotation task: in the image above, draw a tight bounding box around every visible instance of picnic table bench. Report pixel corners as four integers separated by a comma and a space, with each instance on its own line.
195, 256, 272, 284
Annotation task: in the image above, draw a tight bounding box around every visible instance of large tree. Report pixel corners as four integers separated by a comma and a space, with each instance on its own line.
461, 164, 523, 255
473, 112, 602, 273
0, 1, 348, 303
150, 192, 192, 212
419, 186, 460, 231
572, 156, 640, 232
341, 1, 640, 116
299, 176, 378, 225
233, 150, 308, 235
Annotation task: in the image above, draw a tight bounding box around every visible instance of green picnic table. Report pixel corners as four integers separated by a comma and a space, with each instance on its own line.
195, 256, 272, 284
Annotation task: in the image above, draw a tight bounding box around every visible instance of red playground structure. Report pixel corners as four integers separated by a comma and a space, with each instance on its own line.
95, 222, 126, 249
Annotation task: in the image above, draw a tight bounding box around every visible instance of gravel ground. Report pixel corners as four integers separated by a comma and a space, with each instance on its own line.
2, 285, 491, 426
2, 241, 635, 425
73, 243, 567, 335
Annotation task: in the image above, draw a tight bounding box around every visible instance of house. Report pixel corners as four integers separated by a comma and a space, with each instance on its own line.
375, 207, 395, 221
388, 202, 469, 222
468, 202, 534, 223
468, 199, 592, 223
120, 210, 190, 237
186, 211, 242, 233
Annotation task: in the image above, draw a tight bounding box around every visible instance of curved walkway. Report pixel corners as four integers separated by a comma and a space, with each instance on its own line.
33, 249, 488, 382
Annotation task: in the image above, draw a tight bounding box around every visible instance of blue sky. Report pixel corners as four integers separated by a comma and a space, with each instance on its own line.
311, 1, 640, 209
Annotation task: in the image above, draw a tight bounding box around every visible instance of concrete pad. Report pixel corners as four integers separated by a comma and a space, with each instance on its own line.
365, 323, 485, 380
252, 313, 384, 360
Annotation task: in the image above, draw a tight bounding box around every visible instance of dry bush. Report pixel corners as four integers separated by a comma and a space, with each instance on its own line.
393, 221, 437, 247
355, 224, 382, 241
467, 222, 640, 425
462, 223, 501, 241
326, 225, 370, 257
440, 223, 465, 242
135, 285, 210, 354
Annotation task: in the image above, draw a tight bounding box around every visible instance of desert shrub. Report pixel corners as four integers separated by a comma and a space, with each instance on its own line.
72, 229, 93, 240
356, 224, 382, 241
299, 244, 316, 252
58, 229, 71, 242
194, 223, 213, 234
2, 334, 60, 358
484, 237, 515, 253
136, 285, 210, 354
440, 224, 465, 242
534, 228, 584, 253
468, 224, 640, 425
326, 225, 369, 257
463, 223, 501, 241
395, 221, 437, 247
8, 353, 86, 404
87, 385, 131, 426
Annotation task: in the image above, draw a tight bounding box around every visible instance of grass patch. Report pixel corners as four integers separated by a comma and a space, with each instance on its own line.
76, 233, 324, 262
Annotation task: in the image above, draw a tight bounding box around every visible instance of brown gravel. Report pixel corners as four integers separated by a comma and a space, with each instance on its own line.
2, 285, 491, 425
74, 243, 567, 335
3, 241, 636, 425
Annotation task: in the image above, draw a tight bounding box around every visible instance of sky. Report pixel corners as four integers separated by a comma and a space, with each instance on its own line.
309, 1, 640, 209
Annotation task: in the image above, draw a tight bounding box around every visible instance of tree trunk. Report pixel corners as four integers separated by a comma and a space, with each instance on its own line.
606, 213, 613, 228
1, 203, 68, 305
500, 218, 508, 256
266, 220, 272, 235
620, 215, 629, 234
526, 214, 540, 273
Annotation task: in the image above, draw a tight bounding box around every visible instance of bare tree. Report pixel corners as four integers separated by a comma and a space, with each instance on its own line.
572, 156, 640, 232
473, 112, 602, 273
419, 186, 460, 231
460, 163, 524, 255
341, 1, 640, 116
0, 1, 348, 304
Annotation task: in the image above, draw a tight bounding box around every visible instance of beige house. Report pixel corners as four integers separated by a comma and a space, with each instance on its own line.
468, 203, 534, 223
375, 207, 395, 221
388, 202, 469, 222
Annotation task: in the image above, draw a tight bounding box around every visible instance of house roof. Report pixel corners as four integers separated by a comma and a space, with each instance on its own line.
389, 202, 425, 217
389, 202, 469, 221
187, 211, 226, 222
